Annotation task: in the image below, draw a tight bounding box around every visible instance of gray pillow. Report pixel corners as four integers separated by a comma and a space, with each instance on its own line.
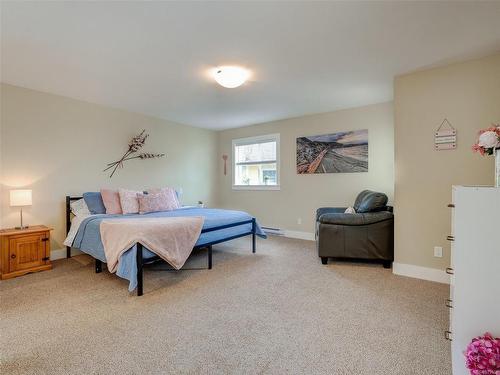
353, 190, 372, 211
355, 191, 388, 213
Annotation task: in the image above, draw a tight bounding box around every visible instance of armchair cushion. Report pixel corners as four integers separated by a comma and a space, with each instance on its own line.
319, 211, 393, 226
353, 190, 388, 213
353, 190, 371, 210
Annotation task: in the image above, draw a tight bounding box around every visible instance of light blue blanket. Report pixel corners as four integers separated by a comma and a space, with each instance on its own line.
71, 208, 266, 291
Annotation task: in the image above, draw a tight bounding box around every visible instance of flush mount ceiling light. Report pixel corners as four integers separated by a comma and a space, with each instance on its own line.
212, 66, 250, 88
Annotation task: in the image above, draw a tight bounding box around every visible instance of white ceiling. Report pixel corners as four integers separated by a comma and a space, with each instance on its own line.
1, 1, 500, 130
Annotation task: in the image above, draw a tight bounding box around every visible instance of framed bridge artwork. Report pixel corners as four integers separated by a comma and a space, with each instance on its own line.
296, 129, 368, 174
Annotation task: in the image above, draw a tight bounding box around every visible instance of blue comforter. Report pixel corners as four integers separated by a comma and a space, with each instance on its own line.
71, 208, 266, 291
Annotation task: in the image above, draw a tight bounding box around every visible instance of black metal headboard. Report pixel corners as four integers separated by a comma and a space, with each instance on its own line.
65, 196, 83, 258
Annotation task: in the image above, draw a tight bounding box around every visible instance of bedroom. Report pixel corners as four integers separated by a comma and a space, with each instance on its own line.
1, 1, 499, 375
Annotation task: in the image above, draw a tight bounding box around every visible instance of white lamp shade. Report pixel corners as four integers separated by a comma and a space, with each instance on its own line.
10, 189, 32, 206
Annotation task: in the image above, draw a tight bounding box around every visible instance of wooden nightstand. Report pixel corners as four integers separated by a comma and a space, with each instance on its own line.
0, 225, 52, 280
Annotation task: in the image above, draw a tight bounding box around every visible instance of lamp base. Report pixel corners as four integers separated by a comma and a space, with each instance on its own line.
17, 209, 29, 230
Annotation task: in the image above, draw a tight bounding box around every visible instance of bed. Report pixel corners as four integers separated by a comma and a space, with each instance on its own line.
65, 196, 266, 296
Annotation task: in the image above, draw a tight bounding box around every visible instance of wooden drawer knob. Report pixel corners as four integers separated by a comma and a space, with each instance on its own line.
11, 254, 16, 259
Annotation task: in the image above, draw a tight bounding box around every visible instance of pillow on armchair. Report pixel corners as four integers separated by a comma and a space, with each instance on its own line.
353, 190, 388, 213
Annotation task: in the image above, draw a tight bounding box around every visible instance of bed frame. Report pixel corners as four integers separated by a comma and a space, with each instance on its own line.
66, 196, 257, 296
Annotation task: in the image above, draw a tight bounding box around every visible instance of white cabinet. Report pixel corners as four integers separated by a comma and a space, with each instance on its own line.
449, 186, 500, 375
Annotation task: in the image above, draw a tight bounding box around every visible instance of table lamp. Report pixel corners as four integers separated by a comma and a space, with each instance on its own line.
10, 189, 32, 229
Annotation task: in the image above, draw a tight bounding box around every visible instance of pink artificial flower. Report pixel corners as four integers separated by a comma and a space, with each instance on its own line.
473, 125, 500, 156
472, 143, 486, 156
479, 125, 499, 135
479, 131, 499, 149
464, 332, 500, 375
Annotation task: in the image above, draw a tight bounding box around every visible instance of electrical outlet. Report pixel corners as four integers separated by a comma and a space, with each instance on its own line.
434, 246, 443, 258
297, 218, 302, 225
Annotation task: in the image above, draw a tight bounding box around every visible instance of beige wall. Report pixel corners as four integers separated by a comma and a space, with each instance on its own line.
217, 102, 394, 235
0, 88, 2, 228
394, 53, 500, 270
2, 53, 497, 270
0, 84, 218, 251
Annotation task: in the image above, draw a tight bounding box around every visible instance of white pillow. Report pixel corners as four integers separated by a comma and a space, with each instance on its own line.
344, 206, 356, 214
70, 198, 91, 216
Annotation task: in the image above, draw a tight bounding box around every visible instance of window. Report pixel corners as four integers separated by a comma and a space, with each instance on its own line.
232, 134, 280, 190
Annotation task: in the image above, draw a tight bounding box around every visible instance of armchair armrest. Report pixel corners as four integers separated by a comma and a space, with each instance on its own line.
319, 211, 393, 226
316, 207, 347, 221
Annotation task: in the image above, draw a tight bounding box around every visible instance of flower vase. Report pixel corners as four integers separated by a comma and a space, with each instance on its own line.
496, 147, 500, 188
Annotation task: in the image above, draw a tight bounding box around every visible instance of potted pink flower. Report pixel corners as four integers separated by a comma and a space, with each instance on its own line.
464, 332, 500, 375
472, 124, 500, 187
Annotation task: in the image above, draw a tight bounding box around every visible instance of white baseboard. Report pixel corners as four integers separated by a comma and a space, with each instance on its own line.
393, 262, 450, 284
283, 230, 315, 241
50, 248, 82, 260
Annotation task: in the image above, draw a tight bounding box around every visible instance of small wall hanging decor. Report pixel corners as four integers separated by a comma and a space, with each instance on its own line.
104, 129, 165, 178
297, 129, 368, 174
222, 154, 228, 175
435, 119, 457, 150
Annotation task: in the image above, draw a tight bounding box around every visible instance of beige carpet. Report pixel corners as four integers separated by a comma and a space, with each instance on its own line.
0, 236, 451, 374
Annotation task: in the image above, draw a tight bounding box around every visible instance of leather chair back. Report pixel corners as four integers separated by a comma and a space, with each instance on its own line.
353, 190, 388, 213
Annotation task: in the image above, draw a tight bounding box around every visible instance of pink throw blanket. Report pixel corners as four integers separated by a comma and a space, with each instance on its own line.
99, 216, 204, 273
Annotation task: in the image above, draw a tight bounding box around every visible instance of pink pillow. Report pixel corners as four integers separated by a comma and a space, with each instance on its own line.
146, 187, 180, 211
137, 193, 172, 214
100, 189, 122, 214
118, 188, 142, 214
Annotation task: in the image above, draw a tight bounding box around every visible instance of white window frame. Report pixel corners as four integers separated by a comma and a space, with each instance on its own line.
232, 133, 280, 191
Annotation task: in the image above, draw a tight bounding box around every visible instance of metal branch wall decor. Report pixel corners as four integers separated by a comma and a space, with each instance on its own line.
104, 129, 165, 178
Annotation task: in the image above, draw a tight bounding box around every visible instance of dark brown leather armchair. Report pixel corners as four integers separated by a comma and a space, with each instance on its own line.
316, 190, 394, 268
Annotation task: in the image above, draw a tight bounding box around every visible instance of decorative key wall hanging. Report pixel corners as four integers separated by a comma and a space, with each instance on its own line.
435, 119, 457, 151
222, 154, 228, 175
